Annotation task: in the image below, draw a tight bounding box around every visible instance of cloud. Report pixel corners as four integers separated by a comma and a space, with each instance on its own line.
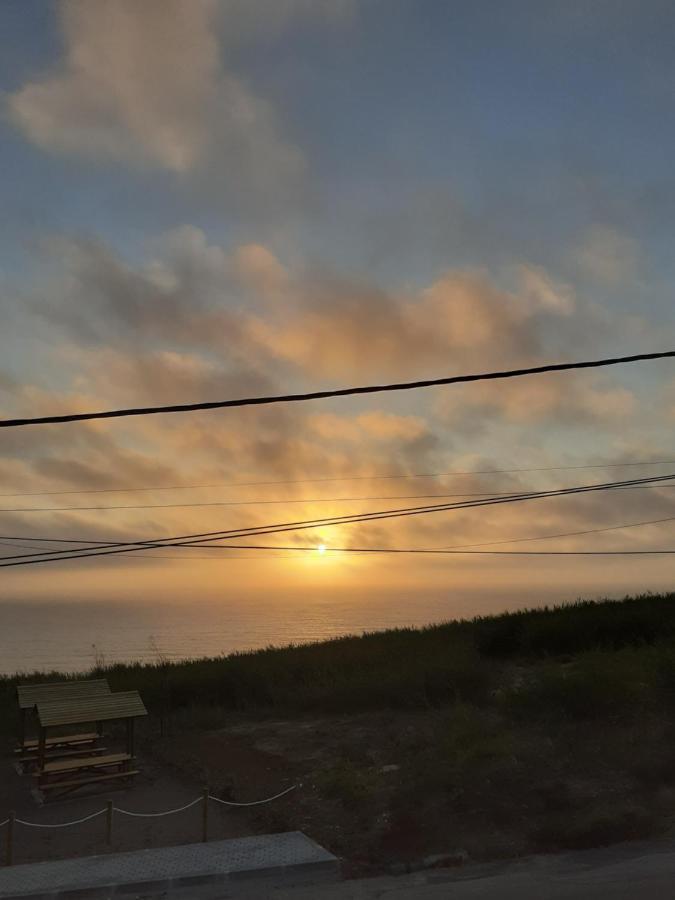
9, 0, 220, 172
216, 0, 356, 41
517, 265, 575, 315
230, 243, 289, 299
38, 230, 578, 386
28, 227, 642, 440
309, 411, 431, 444
3, 224, 658, 563
0, 371, 18, 394
436, 371, 636, 430
1, 335, 672, 597
6, 0, 308, 197
249, 268, 576, 379
356, 411, 429, 442
70, 347, 275, 406
36, 230, 253, 353
576, 225, 639, 285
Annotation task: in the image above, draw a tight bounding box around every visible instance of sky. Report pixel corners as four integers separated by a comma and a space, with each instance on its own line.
2, 0, 675, 615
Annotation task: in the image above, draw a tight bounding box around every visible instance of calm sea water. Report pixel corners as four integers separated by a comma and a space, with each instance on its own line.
0, 580, 638, 675
0, 589, 546, 675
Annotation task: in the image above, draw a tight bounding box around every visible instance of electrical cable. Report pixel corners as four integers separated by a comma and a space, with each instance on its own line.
3, 457, 675, 497
439, 514, 675, 550
2, 350, 673, 428
1, 471, 673, 568
4, 483, 675, 514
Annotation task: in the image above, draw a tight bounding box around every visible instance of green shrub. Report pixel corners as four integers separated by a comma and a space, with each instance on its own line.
440, 704, 513, 770
474, 593, 675, 659
531, 804, 660, 851
316, 761, 378, 808
504, 649, 653, 720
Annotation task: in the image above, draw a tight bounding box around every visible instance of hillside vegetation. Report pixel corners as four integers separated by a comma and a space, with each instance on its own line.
4, 591, 675, 718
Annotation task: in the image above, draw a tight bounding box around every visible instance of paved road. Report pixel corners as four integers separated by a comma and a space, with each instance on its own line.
6, 838, 675, 898
235, 840, 675, 900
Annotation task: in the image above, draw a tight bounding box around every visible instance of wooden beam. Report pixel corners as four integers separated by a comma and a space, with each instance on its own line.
37, 727, 47, 773
126, 718, 135, 758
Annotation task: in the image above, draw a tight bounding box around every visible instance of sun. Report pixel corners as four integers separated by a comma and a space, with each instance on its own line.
317, 543, 327, 554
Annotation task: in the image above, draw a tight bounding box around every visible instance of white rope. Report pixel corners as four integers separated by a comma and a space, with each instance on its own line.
3, 784, 298, 828
113, 796, 202, 818
209, 784, 298, 806
15, 808, 106, 828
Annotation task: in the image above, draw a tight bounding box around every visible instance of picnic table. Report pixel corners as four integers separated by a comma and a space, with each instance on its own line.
16, 679, 110, 751
34, 691, 147, 798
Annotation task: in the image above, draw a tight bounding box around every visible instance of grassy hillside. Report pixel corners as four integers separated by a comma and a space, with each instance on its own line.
3, 591, 675, 725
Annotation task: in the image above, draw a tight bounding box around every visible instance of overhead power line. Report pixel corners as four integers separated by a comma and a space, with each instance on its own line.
5, 514, 675, 560
0, 539, 62, 552
0, 538, 305, 561
225, 546, 675, 556
2, 457, 675, 498
0, 493, 552, 513
4, 482, 675, 514
1, 350, 673, 428
2, 471, 673, 568
3, 537, 675, 561
107, 472, 675, 548
441, 514, 675, 550
51, 546, 675, 557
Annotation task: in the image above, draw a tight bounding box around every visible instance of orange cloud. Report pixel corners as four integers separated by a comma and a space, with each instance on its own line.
4, 227, 670, 609
437, 372, 635, 428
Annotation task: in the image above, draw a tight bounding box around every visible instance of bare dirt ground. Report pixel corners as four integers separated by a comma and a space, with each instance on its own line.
150, 708, 675, 878
150, 710, 481, 877
0, 711, 437, 874
5, 706, 675, 877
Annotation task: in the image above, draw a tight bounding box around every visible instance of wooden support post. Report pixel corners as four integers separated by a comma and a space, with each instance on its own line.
18, 709, 26, 751
37, 727, 47, 774
5, 811, 14, 867
202, 788, 209, 843
126, 718, 135, 758
106, 800, 113, 846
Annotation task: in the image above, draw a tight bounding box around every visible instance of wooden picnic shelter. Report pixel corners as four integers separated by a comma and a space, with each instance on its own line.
34, 690, 147, 798
16, 679, 111, 751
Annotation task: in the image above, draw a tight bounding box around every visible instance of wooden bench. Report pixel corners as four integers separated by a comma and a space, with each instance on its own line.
16, 732, 100, 754
37, 752, 136, 799
19, 746, 108, 768
40, 769, 140, 795
36, 752, 133, 779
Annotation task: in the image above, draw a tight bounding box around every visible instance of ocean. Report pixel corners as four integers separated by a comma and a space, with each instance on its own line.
2, 568, 655, 676
0, 588, 549, 675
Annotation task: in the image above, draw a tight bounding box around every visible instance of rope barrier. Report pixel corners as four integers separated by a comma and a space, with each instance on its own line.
113, 797, 202, 818
209, 784, 298, 806
14, 808, 106, 828
1, 782, 298, 834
